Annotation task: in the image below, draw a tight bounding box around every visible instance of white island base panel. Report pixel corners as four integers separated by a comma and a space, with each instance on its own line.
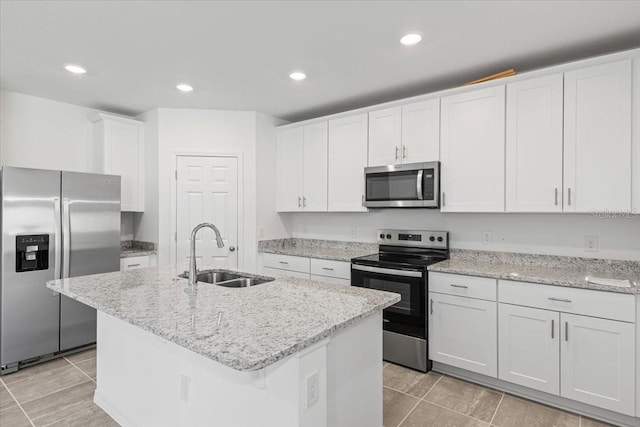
93, 311, 383, 427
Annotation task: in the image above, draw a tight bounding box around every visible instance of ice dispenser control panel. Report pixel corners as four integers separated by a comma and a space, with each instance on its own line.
16, 234, 49, 272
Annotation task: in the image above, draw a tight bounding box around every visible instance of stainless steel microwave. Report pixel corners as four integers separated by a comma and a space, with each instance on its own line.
364, 161, 440, 208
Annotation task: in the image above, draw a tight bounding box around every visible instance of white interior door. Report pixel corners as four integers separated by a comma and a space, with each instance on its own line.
176, 156, 238, 268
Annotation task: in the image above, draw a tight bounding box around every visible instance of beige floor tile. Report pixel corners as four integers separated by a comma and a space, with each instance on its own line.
7, 365, 88, 405
64, 348, 96, 364
580, 416, 618, 427
384, 363, 441, 399
384, 386, 419, 427
21, 380, 96, 426
491, 395, 579, 427
3, 358, 70, 385
423, 376, 502, 422
399, 401, 489, 427
0, 405, 32, 427
0, 381, 17, 411
45, 403, 119, 427
74, 358, 96, 380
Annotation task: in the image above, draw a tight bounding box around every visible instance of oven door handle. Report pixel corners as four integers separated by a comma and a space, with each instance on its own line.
352, 264, 423, 278
416, 170, 424, 200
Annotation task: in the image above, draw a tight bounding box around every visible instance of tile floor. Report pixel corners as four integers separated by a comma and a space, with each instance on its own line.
382, 362, 617, 427
0, 352, 620, 427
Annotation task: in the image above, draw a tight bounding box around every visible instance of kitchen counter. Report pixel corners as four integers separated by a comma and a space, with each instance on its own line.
120, 240, 157, 258
428, 249, 640, 294
46, 264, 399, 371
258, 238, 377, 262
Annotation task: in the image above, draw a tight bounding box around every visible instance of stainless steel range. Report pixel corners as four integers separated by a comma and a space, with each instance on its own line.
351, 229, 449, 372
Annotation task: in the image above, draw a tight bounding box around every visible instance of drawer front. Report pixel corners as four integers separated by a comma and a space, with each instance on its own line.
499, 280, 636, 323
262, 253, 310, 273
120, 255, 149, 271
310, 258, 351, 280
429, 272, 497, 301
263, 266, 310, 280
310, 274, 351, 286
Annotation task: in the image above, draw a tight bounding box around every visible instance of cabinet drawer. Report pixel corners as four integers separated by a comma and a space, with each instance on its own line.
429, 272, 497, 301
262, 253, 310, 273
310, 258, 351, 280
310, 274, 351, 286
263, 267, 310, 280
120, 255, 149, 271
499, 280, 636, 323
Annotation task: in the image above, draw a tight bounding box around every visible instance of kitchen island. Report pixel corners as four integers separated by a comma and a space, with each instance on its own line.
47, 265, 399, 427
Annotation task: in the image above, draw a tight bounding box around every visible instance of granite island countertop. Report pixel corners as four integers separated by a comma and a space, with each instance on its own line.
428, 250, 640, 295
258, 238, 377, 262
46, 265, 399, 371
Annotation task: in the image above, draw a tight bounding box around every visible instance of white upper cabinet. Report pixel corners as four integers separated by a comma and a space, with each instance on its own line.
440, 86, 506, 212
564, 60, 632, 213
401, 98, 440, 163
302, 122, 328, 211
506, 74, 564, 212
328, 114, 368, 212
91, 114, 145, 212
276, 127, 304, 212
368, 107, 402, 167
277, 123, 328, 212
633, 58, 640, 214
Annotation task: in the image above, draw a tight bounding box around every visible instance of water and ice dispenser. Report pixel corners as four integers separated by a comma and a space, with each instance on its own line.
15, 234, 49, 272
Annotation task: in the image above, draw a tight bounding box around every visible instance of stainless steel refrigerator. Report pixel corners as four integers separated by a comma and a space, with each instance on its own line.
0, 166, 120, 374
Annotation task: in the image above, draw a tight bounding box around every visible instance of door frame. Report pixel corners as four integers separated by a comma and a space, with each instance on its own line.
170, 151, 245, 268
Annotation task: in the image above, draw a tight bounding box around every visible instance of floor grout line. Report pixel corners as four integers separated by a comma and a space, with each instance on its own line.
488, 393, 504, 425
396, 394, 423, 427
64, 356, 97, 384
1, 376, 37, 427
2, 362, 74, 387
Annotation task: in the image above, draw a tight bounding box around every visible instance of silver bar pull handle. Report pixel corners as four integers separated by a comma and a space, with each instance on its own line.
362, 194, 365, 206
298, 197, 302, 208
322, 267, 334, 271
551, 319, 555, 339
554, 188, 558, 206
127, 263, 141, 267
450, 284, 469, 289
567, 188, 572, 206
62, 199, 71, 279
442, 192, 446, 207
430, 299, 434, 315
53, 198, 61, 280
303, 197, 307, 208
565, 321, 569, 342
402, 145, 407, 159
395, 146, 399, 161
278, 261, 289, 265
548, 297, 572, 303
416, 170, 424, 200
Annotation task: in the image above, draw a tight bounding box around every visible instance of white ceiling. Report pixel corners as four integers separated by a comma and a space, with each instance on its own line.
1, 1, 640, 121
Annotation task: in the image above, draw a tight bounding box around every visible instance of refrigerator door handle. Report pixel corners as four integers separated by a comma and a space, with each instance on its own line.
53, 198, 62, 281
62, 199, 71, 279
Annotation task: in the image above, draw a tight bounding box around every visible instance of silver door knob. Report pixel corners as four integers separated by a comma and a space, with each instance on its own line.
229, 246, 236, 252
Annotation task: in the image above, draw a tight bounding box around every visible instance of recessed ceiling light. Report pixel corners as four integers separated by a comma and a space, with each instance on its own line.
400, 33, 423, 46
289, 72, 306, 81
64, 64, 87, 74
176, 83, 193, 92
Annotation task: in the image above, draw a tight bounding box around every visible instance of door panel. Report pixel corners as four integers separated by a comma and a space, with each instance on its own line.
1, 167, 61, 365
402, 99, 440, 163
176, 156, 239, 268
60, 171, 120, 351
368, 107, 402, 167
303, 122, 328, 211
276, 127, 303, 212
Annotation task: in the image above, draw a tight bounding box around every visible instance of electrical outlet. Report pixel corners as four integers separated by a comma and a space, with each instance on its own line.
180, 374, 191, 402
482, 231, 492, 244
306, 371, 320, 408
584, 235, 598, 252
350, 227, 357, 238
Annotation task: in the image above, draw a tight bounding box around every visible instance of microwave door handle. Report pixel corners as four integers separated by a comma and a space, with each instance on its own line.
416, 170, 424, 200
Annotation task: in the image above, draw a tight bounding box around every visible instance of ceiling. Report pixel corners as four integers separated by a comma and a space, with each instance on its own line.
2, 1, 640, 122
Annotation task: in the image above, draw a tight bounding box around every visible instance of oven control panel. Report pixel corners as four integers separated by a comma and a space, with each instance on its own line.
377, 229, 448, 249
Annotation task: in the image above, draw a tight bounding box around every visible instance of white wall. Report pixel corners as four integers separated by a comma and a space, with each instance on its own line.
286, 211, 640, 261
0, 90, 100, 172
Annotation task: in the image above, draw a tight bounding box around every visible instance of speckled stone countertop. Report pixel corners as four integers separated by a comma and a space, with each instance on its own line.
258, 238, 377, 262
428, 250, 640, 295
46, 265, 399, 371
120, 240, 157, 258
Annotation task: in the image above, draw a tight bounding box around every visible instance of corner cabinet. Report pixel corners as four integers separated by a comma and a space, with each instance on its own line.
91, 114, 145, 212
328, 114, 368, 212
440, 86, 506, 212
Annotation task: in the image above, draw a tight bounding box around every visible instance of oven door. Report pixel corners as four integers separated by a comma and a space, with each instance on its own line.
364, 162, 439, 208
351, 264, 426, 338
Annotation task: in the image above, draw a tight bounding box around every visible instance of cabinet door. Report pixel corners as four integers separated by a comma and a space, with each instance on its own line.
440, 86, 506, 212
302, 122, 328, 211
402, 99, 440, 163
276, 127, 304, 212
104, 120, 144, 212
328, 114, 368, 212
560, 313, 635, 415
498, 304, 560, 395
429, 292, 497, 377
564, 60, 632, 213
633, 58, 640, 214
368, 107, 402, 167
506, 74, 563, 212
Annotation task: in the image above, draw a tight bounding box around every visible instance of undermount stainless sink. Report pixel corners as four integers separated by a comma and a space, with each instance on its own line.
178, 270, 274, 288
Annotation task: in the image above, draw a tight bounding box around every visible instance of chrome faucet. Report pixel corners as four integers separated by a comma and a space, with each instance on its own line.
188, 223, 225, 287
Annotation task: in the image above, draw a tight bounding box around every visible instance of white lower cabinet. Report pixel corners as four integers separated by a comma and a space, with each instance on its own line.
262, 253, 351, 284
428, 292, 498, 377
560, 313, 636, 416
498, 304, 560, 394
120, 255, 151, 271
263, 266, 310, 280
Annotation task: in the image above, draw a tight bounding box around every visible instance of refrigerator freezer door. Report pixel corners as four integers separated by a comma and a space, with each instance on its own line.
60, 172, 120, 351
1, 167, 61, 367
